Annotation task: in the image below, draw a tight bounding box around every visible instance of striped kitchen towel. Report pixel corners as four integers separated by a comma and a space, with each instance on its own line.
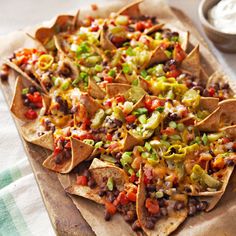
0, 157, 55, 236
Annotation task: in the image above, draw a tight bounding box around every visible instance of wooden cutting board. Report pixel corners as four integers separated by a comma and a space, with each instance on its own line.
0, 5, 235, 236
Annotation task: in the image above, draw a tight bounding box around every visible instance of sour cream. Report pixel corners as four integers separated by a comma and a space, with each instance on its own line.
208, 0, 236, 34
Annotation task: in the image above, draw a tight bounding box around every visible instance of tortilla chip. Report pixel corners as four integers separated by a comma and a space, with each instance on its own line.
199, 166, 234, 212
89, 158, 129, 191
196, 99, 236, 132
114, 72, 129, 84
199, 97, 219, 113
43, 137, 94, 173
144, 23, 164, 35
35, 15, 75, 46
221, 125, 236, 138
145, 46, 169, 68
116, 0, 143, 18
20, 121, 54, 150
179, 31, 189, 52
5, 60, 43, 92
100, 22, 116, 51
79, 93, 103, 118
181, 45, 200, 79
72, 10, 81, 29
122, 132, 144, 151
106, 83, 131, 97
88, 78, 106, 100
137, 165, 187, 236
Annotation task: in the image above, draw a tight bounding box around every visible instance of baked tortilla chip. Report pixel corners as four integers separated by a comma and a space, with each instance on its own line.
43, 137, 94, 173
137, 165, 187, 236
199, 166, 234, 212
88, 78, 106, 100
144, 23, 164, 35
21, 121, 54, 150
79, 93, 103, 118
10, 76, 45, 122
100, 22, 116, 51
144, 46, 169, 68
35, 15, 75, 46
221, 124, 236, 138
199, 97, 219, 113
196, 99, 236, 131
106, 83, 131, 97
122, 132, 144, 151
89, 158, 129, 191
181, 45, 200, 79
116, 0, 143, 18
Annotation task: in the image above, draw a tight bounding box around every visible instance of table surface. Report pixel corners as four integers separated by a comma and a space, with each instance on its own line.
0, 1, 235, 236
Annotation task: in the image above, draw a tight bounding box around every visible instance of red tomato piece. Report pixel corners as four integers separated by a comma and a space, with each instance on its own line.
106, 133, 113, 141
145, 198, 160, 214
222, 137, 230, 144
161, 127, 176, 135
173, 43, 186, 62
117, 191, 129, 205
125, 115, 137, 123
24, 109, 37, 120
116, 95, 125, 103
144, 97, 153, 111
208, 87, 215, 97
76, 176, 88, 186
104, 76, 113, 83
126, 190, 137, 202
166, 69, 181, 78
105, 201, 117, 215
136, 21, 146, 32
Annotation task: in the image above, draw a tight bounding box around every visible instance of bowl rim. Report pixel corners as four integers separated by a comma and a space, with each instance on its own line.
198, 0, 236, 36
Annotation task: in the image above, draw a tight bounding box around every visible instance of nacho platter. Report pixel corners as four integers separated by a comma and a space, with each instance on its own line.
1, 1, 236, 236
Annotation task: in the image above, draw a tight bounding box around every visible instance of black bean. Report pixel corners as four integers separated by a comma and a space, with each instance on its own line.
222, 83, 229, 89
23, 98, 30, 106
50, 125, 55, 133
213, 83, 220, 90
203, 89, 210, 97
115, 152, 122, 160
145, 220, 155, 230
184, 186, 192, 193
196, 201, 208, 212
55, 152, 63, 164
37, 132, 44, 137
88, 178, 97, 189
158, 199, 165, 207
126, 123, 137, 129
192, 86, 204, 95
104, 210, 111, 221
131, 220, 141, 231
113, 189, 120, 197
65, 150, 71, 160
29, 85, 37, 94
146, 184, 156, 192
151, 16, 157, 24
0, 70, 9, 80
127, 26, 135, 32
167, 112, 179, 121
174, 201, 185, 211
188, 204, 197, 216
226, 159, 235, 166
124, 210, 135, 222
209, 150, 216, 157
188, 198, 198, 205
98, 190, 106, 197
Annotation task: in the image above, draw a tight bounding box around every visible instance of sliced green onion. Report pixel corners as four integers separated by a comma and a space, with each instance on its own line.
108, 69, 116, 77
177, 123, 185, 132
202, 133, 208, 145
95, 64, 103, 72
95, 141, 103, 149
83, 139, 95, 146
141, 70, 148, 78
61, 80, 70, 90
133, 108, 148, 116
22, 88, 29, 95
107, 177, 114, 191
145, 142, 152, 152
169, 121, 177, 129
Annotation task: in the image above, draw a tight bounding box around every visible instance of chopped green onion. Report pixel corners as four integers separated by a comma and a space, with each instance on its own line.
169, 121, 177, 129
156, 106, 164, 113
22, 88, 29, 95
72, 77, 82, 86
83, 139, 95, 146
202, 133, 208, 145
121, 152, 133, 167
141, 70, 148, 78
141, 152, 150, 159
155, 32, 162, 40
156, 191, 164, 198
128, 168, 135, 176
177, 123, 185, 132
95, 141, 103, 149
107, 177, 114, 191
95, 64, 103, 72
145, 142, 152, 152
108, 69, 116, 77
133, 108, 148, 116
165, 50, 172, 58
138, 114, 147, 124
61, 80, 70, 90
122, 63, 131, 74
126, 47, 135, 56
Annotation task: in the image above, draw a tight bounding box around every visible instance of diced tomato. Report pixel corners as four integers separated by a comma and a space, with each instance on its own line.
104, 99, 112, 108
129, 174, 137, 183
145, 198, 160, 214
105, 201, 117, 215
161, 127, 176, 135
104, 76, 113, 83
145, 19, 153, 29
144, 97, 153, 111
106, 133, 113, 141
144, 175, 150, 185
64, 141, 71, 149
150, 99, 163, 111
126, 190, 137, 202
166, 69, 181, 78
208, 87, 215, 97
90, 24, 99, 32
125, 115, 137, 123
232, 142, 236, 151
116, 95, 125, 103
76, 176, 88, 186
181, 108, 188, 118
117, 191, 129, 205
173, 43, 186, 62
78, 132, 94, 141
81, 118, 91, 130
53, 146, 61, 156
135, 21, 146, 32
24, 109, 37, 119
27, 92, 43, 107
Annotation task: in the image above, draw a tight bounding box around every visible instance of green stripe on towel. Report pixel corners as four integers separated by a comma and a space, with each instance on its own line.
0, 167, 21, 190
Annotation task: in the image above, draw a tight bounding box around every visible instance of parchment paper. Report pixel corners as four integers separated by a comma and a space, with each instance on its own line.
0, 0, 236, 236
